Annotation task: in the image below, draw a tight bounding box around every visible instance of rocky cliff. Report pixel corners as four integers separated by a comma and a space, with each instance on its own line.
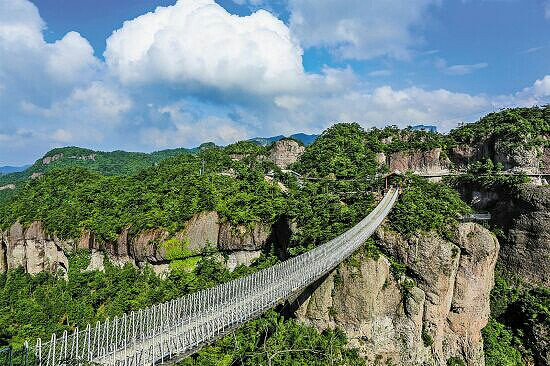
0, 221, 68, 275
267, 139, 305, 169
0, 212, 277, 275
450, 140, 550, 175
457, 184, 550, 287
294, 223, 499, 366
382, 147, 451, 175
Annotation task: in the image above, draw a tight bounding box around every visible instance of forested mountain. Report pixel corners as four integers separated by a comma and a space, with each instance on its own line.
0, 107, 548, 365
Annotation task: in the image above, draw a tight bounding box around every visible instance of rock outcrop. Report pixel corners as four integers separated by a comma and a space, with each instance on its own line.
178, 211, 220, 252
0, 211, 282, 275
490, 185, 550, 286
226, 250, 262, 271
455, 183, 550, 287
42, 153, 64, 165
386, 148, 450, 175
449, 139, 548, 174
295, 223, 499, 366
218, 222, 271, 251
267, 139, 305, 169
0, 222, 68, 275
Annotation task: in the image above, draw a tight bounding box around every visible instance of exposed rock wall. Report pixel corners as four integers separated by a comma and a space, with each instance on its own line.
491, 185, 550, 286
387, 148, 450, 175
42, 153, 64, 165
267, 139, 305, 169
294, 223, 499, 366
455, 183, 550, 287
449, 139, 547, 174
0, 222, 68, 275
0, 211, 279, 275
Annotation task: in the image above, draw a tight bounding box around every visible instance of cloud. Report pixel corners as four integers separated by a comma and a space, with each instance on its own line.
521, 46, 544, 54
269, 85, 491, 133
367, 69, 392, 77
104, 0, 307, 96
0, 0, 100, 107
1, 0, 550, 166
140, 101, 249, 147
435, 58, 488, 75
545, 1, 550, 19
288, 0, 440, 60
512, 75, 550, 106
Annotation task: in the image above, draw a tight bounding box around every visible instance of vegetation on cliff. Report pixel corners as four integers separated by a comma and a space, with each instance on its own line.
483, 270, 550, 366
445, 158, 529, 193
183, 311, 364, 366
449, 106, 550, 148
388, 175, 471, 238
0, 147, 287, 242
3, 110, 549, 364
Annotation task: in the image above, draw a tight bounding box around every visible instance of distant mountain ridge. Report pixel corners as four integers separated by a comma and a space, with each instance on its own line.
0, 132, 318, 202
248, 133, 318, 146
0, 165, 30, 175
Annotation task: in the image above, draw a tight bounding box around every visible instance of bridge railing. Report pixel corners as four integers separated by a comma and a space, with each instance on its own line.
30, 188, 399, 366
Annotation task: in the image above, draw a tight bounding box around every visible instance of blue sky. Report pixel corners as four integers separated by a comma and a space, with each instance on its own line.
1, 0, 549, 165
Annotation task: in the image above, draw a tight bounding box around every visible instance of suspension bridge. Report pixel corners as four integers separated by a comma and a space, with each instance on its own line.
18, 187, 399, 366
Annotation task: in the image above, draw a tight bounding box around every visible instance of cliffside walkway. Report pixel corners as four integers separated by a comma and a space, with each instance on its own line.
28, 188, 399, 366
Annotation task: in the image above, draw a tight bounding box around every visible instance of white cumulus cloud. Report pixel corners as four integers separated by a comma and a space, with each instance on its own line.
105, 0, 307, 95
0, 0, 100, 106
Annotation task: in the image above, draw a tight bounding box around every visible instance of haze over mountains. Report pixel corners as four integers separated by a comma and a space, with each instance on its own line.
0, 165, 30, 175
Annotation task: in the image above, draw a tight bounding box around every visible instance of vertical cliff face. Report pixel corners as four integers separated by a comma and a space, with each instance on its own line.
294, 223, 499, 366
385, 147, 451, 175
490, 185, 550, 287
0, 221, 68, 275
455, 183, 550, 287
0, 212, 281, 275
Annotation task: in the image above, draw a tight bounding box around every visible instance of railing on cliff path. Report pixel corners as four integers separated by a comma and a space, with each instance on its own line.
19, 187, 399, 366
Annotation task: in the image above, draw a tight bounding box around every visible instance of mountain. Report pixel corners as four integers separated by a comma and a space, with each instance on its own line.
0, 165, 30, 175
248, 133, 318, 146
247, 135, 285, 146
0, 146, 197, 201
289, 133, 318, 145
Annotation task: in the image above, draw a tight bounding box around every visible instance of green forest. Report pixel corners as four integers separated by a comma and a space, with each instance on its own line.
0, 107, 549, 365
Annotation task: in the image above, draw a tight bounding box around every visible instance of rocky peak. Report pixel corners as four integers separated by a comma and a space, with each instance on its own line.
268, 139, 305, 169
